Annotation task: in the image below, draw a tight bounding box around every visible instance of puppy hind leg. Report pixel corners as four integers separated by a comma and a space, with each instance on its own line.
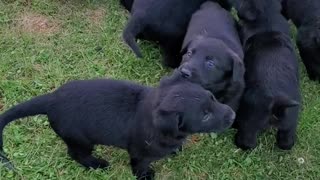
170, 145, 183, 155
160, 42, 182, 68
235, 106, 266, 150
276, 107, 299, 150
130, 156, 155, 180
66, 141, 109, 169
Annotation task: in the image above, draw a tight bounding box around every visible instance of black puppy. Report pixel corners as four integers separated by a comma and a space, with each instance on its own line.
122, 0, 236, 68
236, 32, 301, 150
122, 0, 211, 68
282, 0, 320, 81
233, 0, 301, 150
0, 72, 235, 179
179, 1, 245, 111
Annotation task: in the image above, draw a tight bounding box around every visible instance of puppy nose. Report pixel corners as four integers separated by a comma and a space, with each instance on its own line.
179, 67, 192, 78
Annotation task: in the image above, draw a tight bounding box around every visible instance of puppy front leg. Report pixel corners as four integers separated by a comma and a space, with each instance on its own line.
130, 157, 155, 180
235, 128, 259, 150
235, 107, 265, 150
160, 42, 182, 68
276, 106, 299, 150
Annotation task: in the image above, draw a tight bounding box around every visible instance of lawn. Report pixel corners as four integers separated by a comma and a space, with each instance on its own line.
0, 0, 320, 179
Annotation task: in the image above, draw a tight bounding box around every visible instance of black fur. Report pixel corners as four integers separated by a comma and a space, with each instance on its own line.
122, 0, 230, 68
178, 1, 245, 111
235, 32, 301, 150
120, 0, 134, 11
0, 72, 235, 179
282, 0, 320, 81
233, 0, 301, 150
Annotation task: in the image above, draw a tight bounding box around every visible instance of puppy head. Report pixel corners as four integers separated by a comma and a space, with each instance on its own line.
232, 0, 281, 21
153, 81, 235, 137
179, 36, 245, 93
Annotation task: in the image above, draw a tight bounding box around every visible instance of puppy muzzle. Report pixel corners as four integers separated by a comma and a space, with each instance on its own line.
179, 66, 192, 78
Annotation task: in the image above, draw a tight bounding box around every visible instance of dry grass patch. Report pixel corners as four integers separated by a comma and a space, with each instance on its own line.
86, 8, 106, 26
14, 12, 60, 35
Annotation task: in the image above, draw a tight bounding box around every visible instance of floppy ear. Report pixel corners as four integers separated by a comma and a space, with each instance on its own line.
181, 40, 191, 55
228, 49, 245, 84
153, 109, 183, 137
181, 35, 206, 55
270, 95, 299, 117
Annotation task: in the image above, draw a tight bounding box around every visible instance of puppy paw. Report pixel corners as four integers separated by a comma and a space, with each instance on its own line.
276, 131, 295, 150
277, 141, 294, 150
235, 133, 257, 150
170, 146, 183, 156
88, 159, 110, 169
136, 168, 155, 180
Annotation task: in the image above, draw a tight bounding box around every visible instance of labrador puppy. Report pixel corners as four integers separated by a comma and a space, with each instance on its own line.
122, 0, 229, 68
233, 0, 301, 150
236, 32, 301, 150
0, 72, 235, 179
282, 0, 320, 81
179, 1, 245, 111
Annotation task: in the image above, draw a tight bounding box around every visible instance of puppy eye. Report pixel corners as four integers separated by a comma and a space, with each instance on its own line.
186, 50, 193, 57
202, 110, 211, 122
206, 60, 215, 68
210, 94, 216, 102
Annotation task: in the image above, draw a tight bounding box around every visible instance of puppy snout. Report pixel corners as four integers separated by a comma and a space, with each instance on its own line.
179, 67, 192, 78
224, 109, 236, 125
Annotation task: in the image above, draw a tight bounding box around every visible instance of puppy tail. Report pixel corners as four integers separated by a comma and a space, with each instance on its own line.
0, 94, 50, 169
271, 95, 299, 117
123, 16, 145, 58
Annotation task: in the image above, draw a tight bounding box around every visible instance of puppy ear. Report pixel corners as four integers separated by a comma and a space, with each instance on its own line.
181, 41, 191, 55
153, 109, 182, 137
228, 49, 245, 84
181, 35, 205, 54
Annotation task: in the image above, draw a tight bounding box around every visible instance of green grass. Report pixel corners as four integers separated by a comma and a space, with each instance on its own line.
0, 0, 320, 179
